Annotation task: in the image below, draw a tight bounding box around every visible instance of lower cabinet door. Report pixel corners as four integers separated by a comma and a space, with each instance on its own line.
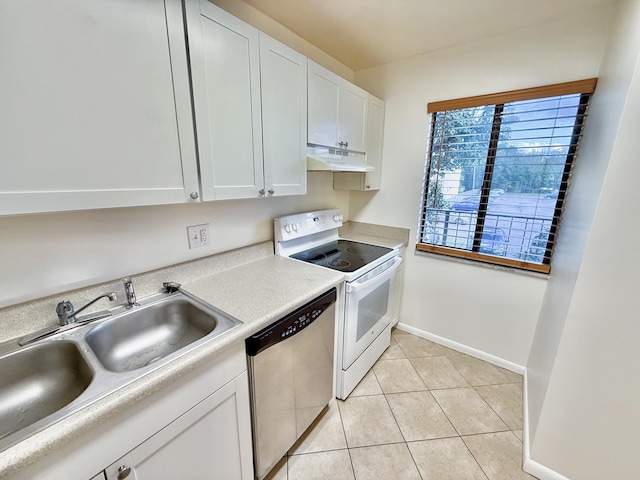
104, 372, 253, 480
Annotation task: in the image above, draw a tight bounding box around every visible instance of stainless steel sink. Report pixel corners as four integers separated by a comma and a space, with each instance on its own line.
0, 341, 93, 441
85, 292, 241, 372
0, 287, 242, 453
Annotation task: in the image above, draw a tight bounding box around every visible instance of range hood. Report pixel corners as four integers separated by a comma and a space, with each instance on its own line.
306, 146, 374, 172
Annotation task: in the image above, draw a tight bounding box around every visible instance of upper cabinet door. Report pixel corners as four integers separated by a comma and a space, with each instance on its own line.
0, 0, 199, 216
186, 0, 264, 200
308, 60, 341, 148
340, 83, 369, 153
365, 95, 385, 190
259, 33, 307, 197
307, 60, 369, 153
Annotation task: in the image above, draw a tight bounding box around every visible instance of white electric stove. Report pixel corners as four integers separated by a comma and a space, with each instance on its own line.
274, 209, 402, 399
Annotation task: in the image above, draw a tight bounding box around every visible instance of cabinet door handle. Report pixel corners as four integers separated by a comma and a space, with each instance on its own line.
117, 465, 132, 480
258, 189, 265, 195
344, 141, 348, 148
189, 191, 199, 200
268, 189, 275, 195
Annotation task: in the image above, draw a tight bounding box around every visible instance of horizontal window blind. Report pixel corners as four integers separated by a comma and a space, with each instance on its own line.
418, 79, 596, 273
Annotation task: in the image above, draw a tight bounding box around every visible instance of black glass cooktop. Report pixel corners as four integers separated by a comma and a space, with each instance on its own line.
290, 240, 393, 272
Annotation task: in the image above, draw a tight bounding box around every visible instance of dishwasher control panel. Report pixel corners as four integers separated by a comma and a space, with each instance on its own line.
282, 308, 323, 337
246, 288, 337, 356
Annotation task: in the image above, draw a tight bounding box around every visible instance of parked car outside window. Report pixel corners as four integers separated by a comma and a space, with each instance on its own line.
466, 226, 508, 257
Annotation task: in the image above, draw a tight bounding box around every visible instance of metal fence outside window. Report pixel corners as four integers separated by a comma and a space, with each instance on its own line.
423, 208, 553, 263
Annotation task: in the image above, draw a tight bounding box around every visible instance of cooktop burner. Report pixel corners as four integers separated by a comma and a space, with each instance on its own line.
290, 240, 392, 272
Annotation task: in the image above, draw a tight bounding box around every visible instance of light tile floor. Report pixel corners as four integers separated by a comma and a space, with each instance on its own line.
265, 329, 537, 480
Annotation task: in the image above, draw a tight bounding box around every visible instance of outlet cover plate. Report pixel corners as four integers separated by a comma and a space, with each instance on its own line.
187, 224, 211, 249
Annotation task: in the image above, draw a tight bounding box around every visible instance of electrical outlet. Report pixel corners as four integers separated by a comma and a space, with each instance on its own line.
187, 224, 211, 249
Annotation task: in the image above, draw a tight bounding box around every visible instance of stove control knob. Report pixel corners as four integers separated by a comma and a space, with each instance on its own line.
333, 213, 342, 223
291, 223, 298, 232
284, 224, 291, 234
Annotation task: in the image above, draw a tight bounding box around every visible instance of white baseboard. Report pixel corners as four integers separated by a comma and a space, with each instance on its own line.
395, 322, 526, 374
395, 323, 569, 480
524, 458, 570, 480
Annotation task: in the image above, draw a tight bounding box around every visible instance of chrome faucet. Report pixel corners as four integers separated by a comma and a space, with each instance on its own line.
123, 276, 139, 308
19, 292, 117, 345
56, 292, 118, 325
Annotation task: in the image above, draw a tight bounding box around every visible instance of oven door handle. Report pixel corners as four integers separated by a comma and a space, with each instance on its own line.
346, 257, 403, 294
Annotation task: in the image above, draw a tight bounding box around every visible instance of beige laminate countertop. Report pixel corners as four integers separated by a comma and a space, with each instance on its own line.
181, 255, 344, 329
0, 254, 343, 477
340, 232, 405, 250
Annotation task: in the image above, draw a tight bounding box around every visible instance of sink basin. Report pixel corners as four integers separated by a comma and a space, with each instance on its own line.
0, 341, 93, 441
85, 293, 240, 372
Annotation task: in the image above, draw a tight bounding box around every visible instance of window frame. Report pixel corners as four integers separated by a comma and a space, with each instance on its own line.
416, 79, 597, 274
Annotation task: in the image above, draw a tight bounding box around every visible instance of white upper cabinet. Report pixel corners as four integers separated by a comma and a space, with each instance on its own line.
340, 82, 369, 153
307, 61, 342, 149
364, 95, 385, 190
0, 0, 199, 216
308, 60, 368, 153
185, 0, 307, 200
186, 1, 264, 200
259, 33, 307, 197
333, 95, 385, 191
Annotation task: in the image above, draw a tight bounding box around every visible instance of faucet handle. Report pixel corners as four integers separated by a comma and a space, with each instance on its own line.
56, 300, 74, 325
123, 276, 139, 308
163, 282, 181, 293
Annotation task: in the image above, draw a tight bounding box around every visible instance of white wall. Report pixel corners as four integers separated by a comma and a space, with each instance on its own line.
528, 1, 640, 478
352, 6, 615, 366
0, 173, 347, 309
527, 0, 640, 443
210, 0, 354, 81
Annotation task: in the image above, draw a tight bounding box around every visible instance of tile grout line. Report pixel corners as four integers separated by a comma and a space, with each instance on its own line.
473, 383, 523, 433
402, 351, 461, 439
459, 434, 492, 480
381, 391, 426, 480
334, 396, 358, 480
373, 364, 426, 480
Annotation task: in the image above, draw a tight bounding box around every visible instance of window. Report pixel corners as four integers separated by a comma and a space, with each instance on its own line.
417, 79, 597, 273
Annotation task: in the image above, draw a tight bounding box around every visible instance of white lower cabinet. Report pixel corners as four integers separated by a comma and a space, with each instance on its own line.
104, 372, 253, 480
8, 345, 253, 480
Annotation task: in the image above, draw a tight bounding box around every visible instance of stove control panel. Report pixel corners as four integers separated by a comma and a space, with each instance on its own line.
274, 208, 343, 242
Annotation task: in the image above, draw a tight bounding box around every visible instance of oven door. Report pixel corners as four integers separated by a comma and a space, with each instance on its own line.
343, 256, 402, 368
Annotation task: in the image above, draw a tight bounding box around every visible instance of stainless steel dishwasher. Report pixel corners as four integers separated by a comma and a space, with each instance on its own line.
246, 288, 336, 480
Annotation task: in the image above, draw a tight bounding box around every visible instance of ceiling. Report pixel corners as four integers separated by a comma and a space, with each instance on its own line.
242, 0, 619, 71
